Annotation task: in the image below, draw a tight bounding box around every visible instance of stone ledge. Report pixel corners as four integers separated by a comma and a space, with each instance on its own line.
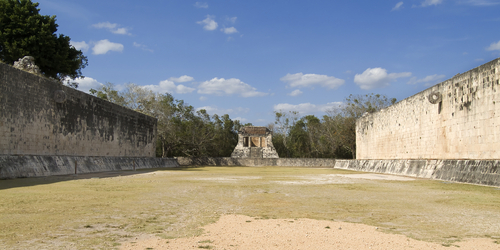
0, 155, 179, 179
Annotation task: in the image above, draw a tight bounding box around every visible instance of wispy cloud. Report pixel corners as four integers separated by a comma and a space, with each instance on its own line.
280, 73, 345, 89
420, 0, 444, 6
392, 2, 404, 10
194, 2, 208, 8
221, 27, 238, 34
197, 15, 218, 31
67, 76, 103, 93
70, 41, 89, 52
287, 89, 303, 97
92, 22, 131, 35
197, 78, 268, 97
354, 68, 411, 90
459, 0, 500, 6
133, 42, 153, 52
143, 79, 195, 94
195, 106, 249, 115
169, 75, 195, 83
407, 74, 446, 85
227, 17, 237, 23
273, 102, 343, 115
92, 39, 124, 55
486, 40, 500, 51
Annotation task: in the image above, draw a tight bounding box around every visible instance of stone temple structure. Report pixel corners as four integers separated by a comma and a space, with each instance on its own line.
231, 126, 279, 158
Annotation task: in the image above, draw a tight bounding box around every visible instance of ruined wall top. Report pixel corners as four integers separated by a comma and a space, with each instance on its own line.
13, 56, 41, 75
232, 126, 278, 158
239, 126, 270, 136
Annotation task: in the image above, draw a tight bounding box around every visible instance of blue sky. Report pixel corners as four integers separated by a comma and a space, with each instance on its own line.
37, 0, 500, 125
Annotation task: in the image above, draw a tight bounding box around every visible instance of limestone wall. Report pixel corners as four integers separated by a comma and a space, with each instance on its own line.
0, 156, 179, 179
0, 63, 156, 157
176, 157, 335, 167
334, 159, 500, 187
231, 126, 279, 158
176, 157, 500, 187
356, 58, 500, 159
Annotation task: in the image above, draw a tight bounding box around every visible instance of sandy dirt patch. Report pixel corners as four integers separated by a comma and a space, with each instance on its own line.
121, 214, 499, 250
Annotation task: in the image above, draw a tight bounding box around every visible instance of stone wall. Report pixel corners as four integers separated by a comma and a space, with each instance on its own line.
176, 157, 335, 167
231, 126, 279, 158
335, 159, 500, 187
356, 58, 500, 159
0, 155, 179, 179
176, 157, 500, 187
0, 63, 156, 157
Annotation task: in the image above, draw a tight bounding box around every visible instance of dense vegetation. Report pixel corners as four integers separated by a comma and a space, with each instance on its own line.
272, 94, 396, 159
92, 84, 395, 159
0, 0, 88, 81
90, 83, 251, 158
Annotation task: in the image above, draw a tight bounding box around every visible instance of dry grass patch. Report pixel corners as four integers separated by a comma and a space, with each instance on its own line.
0, 167, 499, 249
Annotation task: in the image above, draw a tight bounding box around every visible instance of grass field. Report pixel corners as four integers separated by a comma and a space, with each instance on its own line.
0, 167, 499, 249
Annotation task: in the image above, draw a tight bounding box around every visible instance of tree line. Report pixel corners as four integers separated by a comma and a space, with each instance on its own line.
90, 83, 251, 158
271, 94, 396, 159
92, 83, 395, 159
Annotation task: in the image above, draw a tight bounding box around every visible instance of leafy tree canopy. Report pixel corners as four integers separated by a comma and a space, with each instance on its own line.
0, 0, 88, 80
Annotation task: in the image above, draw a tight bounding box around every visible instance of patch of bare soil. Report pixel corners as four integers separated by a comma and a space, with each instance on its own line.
121, 214, 499, 250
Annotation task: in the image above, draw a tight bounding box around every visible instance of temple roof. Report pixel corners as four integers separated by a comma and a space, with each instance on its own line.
239, 126, 268, 135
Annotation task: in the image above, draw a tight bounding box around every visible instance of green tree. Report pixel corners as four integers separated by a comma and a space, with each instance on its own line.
325, 93, 396, 159
0, 0, 88, 80
273, 110, 299, 158
89, 83, 242, 158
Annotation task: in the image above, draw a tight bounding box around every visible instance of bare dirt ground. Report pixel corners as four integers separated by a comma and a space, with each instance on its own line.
1, 167, 499, 249
121, 214, 498, 250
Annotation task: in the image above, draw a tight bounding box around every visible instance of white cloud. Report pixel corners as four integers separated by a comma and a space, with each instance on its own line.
407, 74, 446, 85
133, 42, 153, 52
66, 76, 103, 93
143, 80, 195, 94
197, 78, 268, 97
421, 0, 443, 6
92, 22, 131, 35
280, 73, 345, 89
199, 96, 208, 101
233, 117, 248, 122
169, 75, 194, 82
288, 89, 303, 96
392, 2, 404, 10
221, 27, 238, 34
354, 68, 411, 90
486, 40, 500, 51
70, 41, 89, 52
194, 2, 208, 8
197, 15, 218, 31
227, 17, 237, 23
460, 0, 500, 6
273, 102, 343, 115
92, 39, 124, 55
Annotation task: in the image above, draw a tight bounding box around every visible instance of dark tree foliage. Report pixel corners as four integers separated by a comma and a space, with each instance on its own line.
90, 84, 244, 158
273, 93, 396, 159
0, 0, 88, 80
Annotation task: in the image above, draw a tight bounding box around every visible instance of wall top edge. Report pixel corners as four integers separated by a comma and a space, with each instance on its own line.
357, 57, 500, 121
0, 63, 157, 122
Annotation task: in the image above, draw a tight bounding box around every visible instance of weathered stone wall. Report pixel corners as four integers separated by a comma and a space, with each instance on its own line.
231, 126, 279, 158
176, 157, 335, 167
0, 63, 156, 157
0, 156, 179, 179
176, 157, 500, 187
356, 58, 500, 159
335, 159, 500, 187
